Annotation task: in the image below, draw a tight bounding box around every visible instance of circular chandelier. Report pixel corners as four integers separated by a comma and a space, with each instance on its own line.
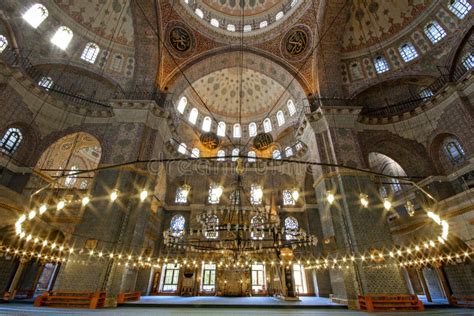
163, 180, 318, 256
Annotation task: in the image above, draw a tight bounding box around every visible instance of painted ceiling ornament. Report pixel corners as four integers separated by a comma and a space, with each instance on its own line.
253, 133, 273, 150
165, 22, 195, 57
200, 132, 220, 149
281, 25, 312, 60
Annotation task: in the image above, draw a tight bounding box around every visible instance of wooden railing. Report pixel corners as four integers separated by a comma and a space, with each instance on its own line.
358, 294, 424, 312
117, 291, 141, 304
34, 291, 106, 309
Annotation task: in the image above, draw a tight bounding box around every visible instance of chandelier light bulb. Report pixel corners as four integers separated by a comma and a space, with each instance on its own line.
28, 210, 37, 220
57, 200, 65, 211
110, 190, 119, 202
39, 204, 47, 214
18, 215, 26, 224
82, 196, 90, 206
359, 193, 369, 208
383, 198, 391, 210
140, 190, 148, 201
292, 189, 299, 201
326, 192, 335, 204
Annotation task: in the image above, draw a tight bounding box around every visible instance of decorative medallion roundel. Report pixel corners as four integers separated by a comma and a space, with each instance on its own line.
200, 132, 220, 149
253, 133, 273, 150
166, 22, 195, 57
281, 25, 312, 60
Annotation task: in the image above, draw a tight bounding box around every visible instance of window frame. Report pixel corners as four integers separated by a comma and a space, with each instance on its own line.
0, 128, 23, 154
399, 43, 418, 62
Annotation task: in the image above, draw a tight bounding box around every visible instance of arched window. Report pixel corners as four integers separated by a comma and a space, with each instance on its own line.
425, 21, 447, 44
233, 123, 241, 138
170, 215, 185, 237
51, 26, 73, 50
232, 148, 239, 161
244, 25, 252, 32
38, 76, 54, 90
285, 146, 294, 158
287, 99, 296, 116
111, 54, 123, 71
391, 178, 402, 192
374, 56, 390, 74
0, 128, 23, 154
217, 149, 225, 161
419, 88, 434, 99
259, 21, 268, 29
195, 8, 204, 18
204, 215, 219, 239
263, 118, 272, 133
291, 0, 298, 7
177, 96, 187, 114
210, 18, 219, 28
175, 186, 189, 204
448, 0, 472, 19
272, 150, 281, 160
285, 216, 299, 240
23, 4, 48, 28
202, 116, 212, 132
282, 189, 296, 206
250, 184, 263, 205
461, 52, 474, 70
188, 108, 198, 124
248, 151, 256, 162
295, 141, 303, 151
208, 184, 223, 204
399, 43, 418, 62
64, 165, 78, 188
275, 11, 284, 21
251, 215, 265, 240
277, 111, 285, 126
443, 138, 466, 165
81, 42, 100, 63
217, 121, 226, 137
178, 143, 187, 154
191, 147, 200, 158
227, 24, 236, 32
249, 122, 257, 137
0, 35, 8, 53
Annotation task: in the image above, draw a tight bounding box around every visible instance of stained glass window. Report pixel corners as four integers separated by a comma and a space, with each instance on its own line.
217, 149, 225, 161
374, 56, 390, 74
272, 150, 281, 160
248, 151, 256, 162
285, 216, 298, 240
285, 147, 294, 158
23, 3, 49, 28
233, 123, 241, 138
217, 122, 226, 137
81, 42, 100, 63
204, 215, 219, 239
208, 184, 222, 204
202, 116, 212, 132
425, 21, 446, 44
201, 263, 216, 291
249, 122, 257, 137
399, 43, 418, 62
170, 215, 185, 237
251, 215, 265, 240
461, 52, 474, 70
0, 128, 23, 154
287, 100, 296, 116
251, 263, 265, 292
177, 97, 187, 114
263, 118, 272, 133
175, 186, 189, 204
277, 111, 285, 126
189, 108, 198, 125
443, 138, 465, 165
250, 184, 263, 205
51, 26, 73, 50
282, 190, 295, 206
0, 35, 8, 53
448, 0, 471, 19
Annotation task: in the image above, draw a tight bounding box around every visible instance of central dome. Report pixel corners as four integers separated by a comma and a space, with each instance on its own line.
176, 0, 308, 41
185, 67, 287, 121
201, 0, 282, 17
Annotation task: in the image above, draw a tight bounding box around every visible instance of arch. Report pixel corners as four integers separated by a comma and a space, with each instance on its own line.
163, 49, 311, 101
35, 132, 102, 189
368, 152, 407, 193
